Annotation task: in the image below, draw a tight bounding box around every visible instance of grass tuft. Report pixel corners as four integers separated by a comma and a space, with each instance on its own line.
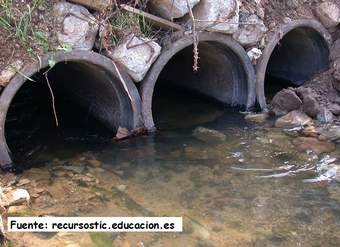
0, 0, 49, 54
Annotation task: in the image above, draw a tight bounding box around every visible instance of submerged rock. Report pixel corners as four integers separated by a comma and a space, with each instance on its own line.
271, 89, 302, 116
292, 137, 335, 155
192, 0, 239, 34
148, 0, 200, 20
244, 113, 268, 123
193, 127, 226, 143
88, 159, 102, 168
275, 110, 312, 128
305, 164, 340, 183
53, 2, 99, 50
111, 34, 161, 82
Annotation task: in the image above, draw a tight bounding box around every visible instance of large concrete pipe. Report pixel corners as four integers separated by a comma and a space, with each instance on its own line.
0, 51, 142, 168
256, 19, 332, 110
140, 32, 256, 130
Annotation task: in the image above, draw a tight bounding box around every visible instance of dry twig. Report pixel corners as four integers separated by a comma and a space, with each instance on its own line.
43, 71, 59, 127
186, 0, 199, 72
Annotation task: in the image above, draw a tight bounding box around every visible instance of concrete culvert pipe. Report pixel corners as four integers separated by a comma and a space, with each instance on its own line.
140, 32, 256, 130
256, 19, 332, 110
0, 51, 142, 168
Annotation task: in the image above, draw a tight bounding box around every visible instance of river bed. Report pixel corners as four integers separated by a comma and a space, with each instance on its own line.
2, 92, 340, 247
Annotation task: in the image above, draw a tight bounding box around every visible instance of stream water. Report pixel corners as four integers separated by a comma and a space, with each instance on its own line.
3, 91, 340, 247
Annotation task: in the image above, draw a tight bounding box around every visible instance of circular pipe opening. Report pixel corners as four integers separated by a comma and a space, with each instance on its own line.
256, 19, 332, 109
140, 32, 256, 130
0, 51, 142, 167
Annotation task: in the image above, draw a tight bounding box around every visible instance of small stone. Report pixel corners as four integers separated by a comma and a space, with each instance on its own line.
117, 184, 127, 192
111, 34, 161, 82
115, 127, 131, 140
233, 14, 267, 46
329, 104, 340, 115
319, 126, 340, 141
57, 165, 86, 174
193, 127, 226, 143
275, 110, 312, 128
16, 178, 30, 186
7, 205, 29, 215
292, 137, 336, 155
330, 39, 340, 61
317, 107, 334, 123
244, 113, 268, 123
148, 0, 200, 20
0, 60, 23, 87
333, 58, 340, 82
247, 47, 262, 62
271, 89, 302, 116
316, 2, 340, 28
302, 126, 319, 138
3, 189, 30, 207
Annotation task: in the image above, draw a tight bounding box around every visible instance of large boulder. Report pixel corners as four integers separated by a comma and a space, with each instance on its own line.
275, 110, 312, 128
53, 2, 99, 51
193, 127, 226, 143
148, 0, 200, 20
271, 88, 302, 116
292, 137, 335, 154
192, 0, 239, 34
316, 1, 340, 28
111, 34, 162, 82
296, 87, 320, 118
68, 0, 111, 11
233, 14, 267, 46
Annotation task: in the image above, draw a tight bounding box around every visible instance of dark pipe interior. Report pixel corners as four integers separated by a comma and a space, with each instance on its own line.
265, 27, 329, 99
153, 41, 248, 129
5, 61, 125, 163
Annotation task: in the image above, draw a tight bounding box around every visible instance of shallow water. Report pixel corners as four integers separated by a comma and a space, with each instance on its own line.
3, 91, 340, 247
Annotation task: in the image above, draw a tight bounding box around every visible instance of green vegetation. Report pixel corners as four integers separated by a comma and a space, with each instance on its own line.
0, 0, 49, 54
109, 10, 155, 45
